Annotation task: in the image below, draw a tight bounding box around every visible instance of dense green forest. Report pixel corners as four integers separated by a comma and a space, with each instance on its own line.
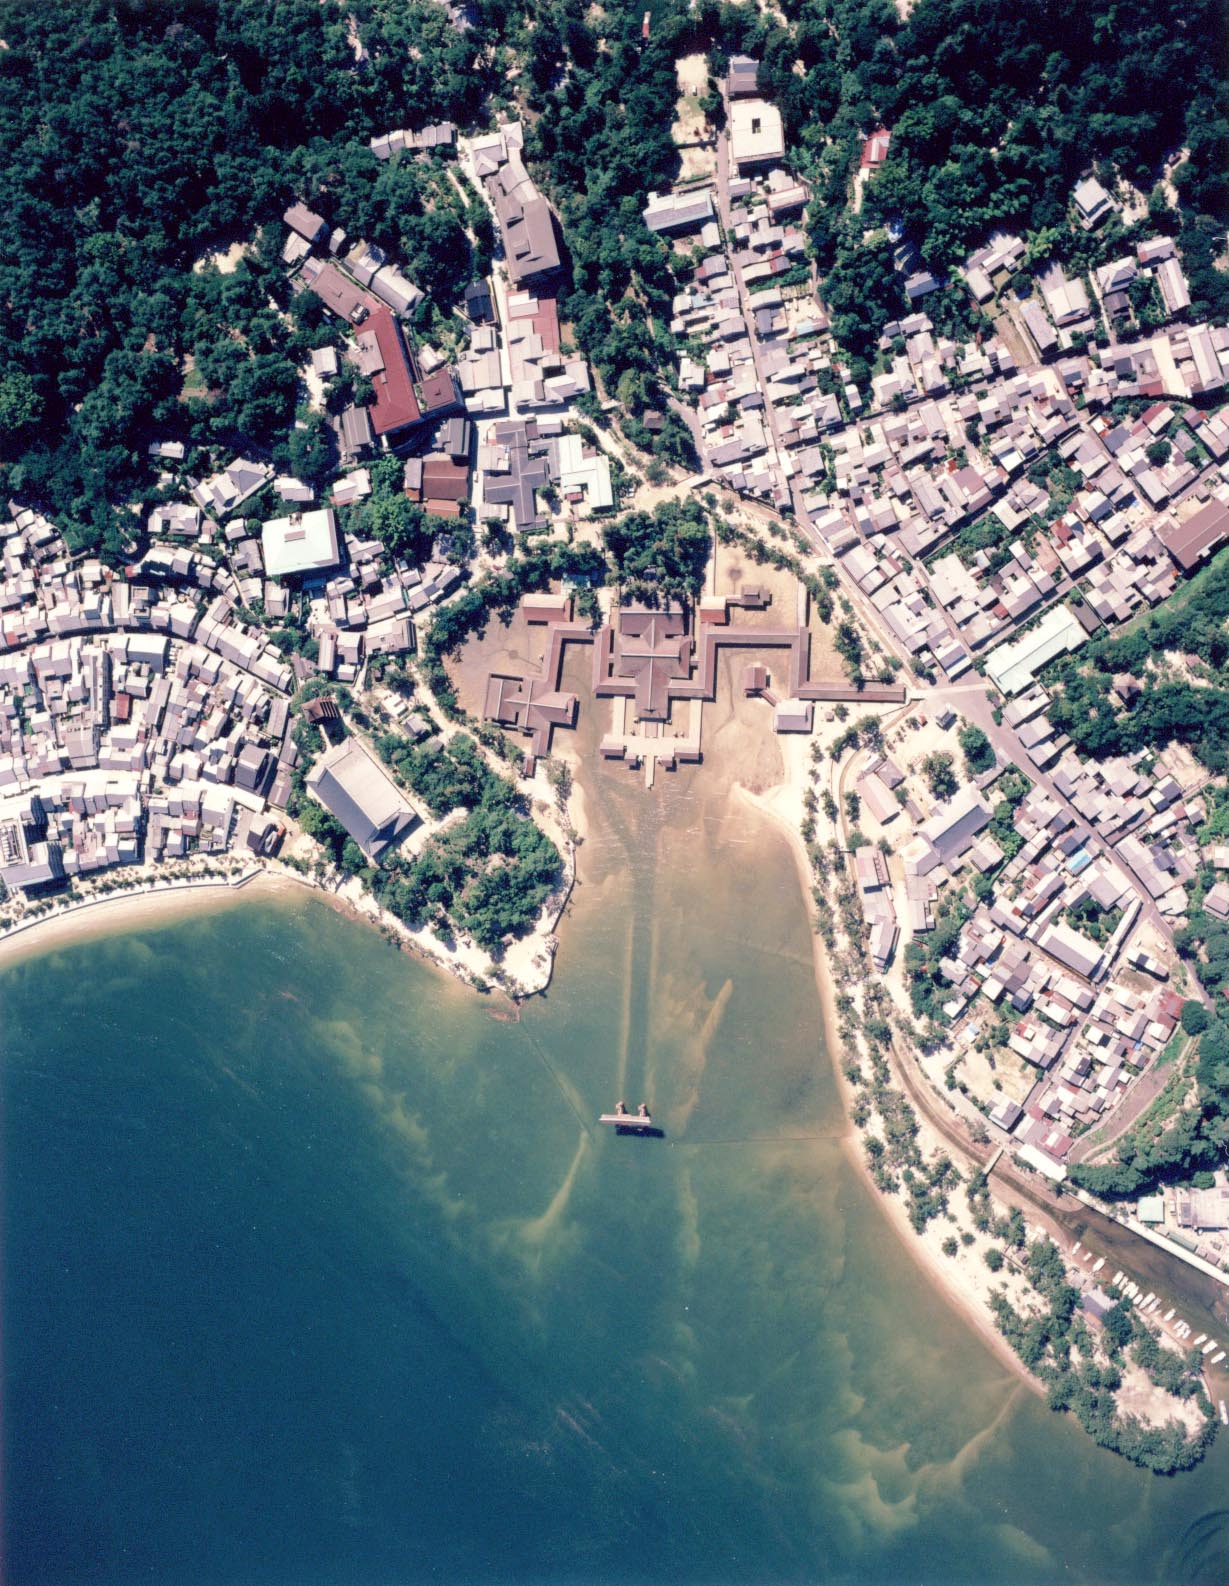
3, 0, 1228, 557
1048, 557, 1229, 773
602, 499, 712, 604
0, 0, 490, 558
520, 0, 1229, 386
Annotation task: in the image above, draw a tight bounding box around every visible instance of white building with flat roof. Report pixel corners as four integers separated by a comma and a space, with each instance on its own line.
262, 508, 342, 579
1073, 176, 1114, 229
556, 434, 614, 513
729, 100, 784, 170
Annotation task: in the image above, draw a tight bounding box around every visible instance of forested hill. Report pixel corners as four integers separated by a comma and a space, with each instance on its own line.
0, 0, 490, 558
520, 0, 1229, 412
835, 0, 1229, 348
3, 0, 1228, 560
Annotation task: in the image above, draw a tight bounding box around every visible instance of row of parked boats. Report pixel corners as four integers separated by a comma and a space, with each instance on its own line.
1071, 1239, 1229, 1426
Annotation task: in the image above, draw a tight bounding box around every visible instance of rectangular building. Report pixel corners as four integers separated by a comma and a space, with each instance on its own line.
305, 737, 419, 864
262, 509, 342, 580
1160, 498, 1229, 572
729, 100, 785, 170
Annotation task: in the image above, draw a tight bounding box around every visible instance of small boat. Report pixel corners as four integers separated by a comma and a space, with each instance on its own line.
1219, 1400, 1228, 1427
598, 1101, 662, 1137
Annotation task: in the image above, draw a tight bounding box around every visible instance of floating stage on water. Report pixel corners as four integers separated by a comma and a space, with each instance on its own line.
599, 1102, 663, 1138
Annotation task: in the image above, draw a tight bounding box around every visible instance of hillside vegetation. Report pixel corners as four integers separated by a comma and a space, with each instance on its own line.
5, 0, 1227, 556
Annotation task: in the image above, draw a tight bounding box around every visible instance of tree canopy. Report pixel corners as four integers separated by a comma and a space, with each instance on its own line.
602, 499, 711, 605
0, 0, 490, 557
372, 731, 563, 952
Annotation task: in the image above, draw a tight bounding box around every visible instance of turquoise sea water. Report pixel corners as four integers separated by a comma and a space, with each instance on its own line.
4, 757, 1229, 1585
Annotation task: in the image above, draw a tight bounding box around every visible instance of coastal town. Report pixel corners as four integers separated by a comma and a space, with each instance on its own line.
3, 17, 1229, 1479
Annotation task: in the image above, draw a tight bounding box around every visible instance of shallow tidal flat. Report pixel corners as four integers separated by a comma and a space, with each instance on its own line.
4, 713, 1229, 1583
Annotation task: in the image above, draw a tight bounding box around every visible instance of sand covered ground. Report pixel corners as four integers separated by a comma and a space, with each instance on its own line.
728, 756, 1048, 1401
664, 666, 1041, 1389
0, 870, 306, 973
445, 604, 547, 719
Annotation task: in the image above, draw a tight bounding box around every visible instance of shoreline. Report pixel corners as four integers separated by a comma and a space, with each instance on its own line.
0, 858, 561, 1000
0, 767, 585, 1001
730, 772, 1046, 1400
3, 745, 1205, 1433
0, 869, 308, 973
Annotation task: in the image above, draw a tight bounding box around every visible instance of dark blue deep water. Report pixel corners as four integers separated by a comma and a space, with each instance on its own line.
4, 761, 1229, 1585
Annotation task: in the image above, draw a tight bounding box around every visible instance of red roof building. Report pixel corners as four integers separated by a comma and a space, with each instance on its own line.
860, 128, 891, 171
365, 306, 422, 436
417, 368, 462, 420
1160, 498, 1229, 572
306, 265, 424, 437
507, 292, 561, 355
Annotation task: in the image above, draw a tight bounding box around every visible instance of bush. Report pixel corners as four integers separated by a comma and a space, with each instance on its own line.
1181, 1000, 1210, 1036
958, 724, 995, 776
923, 752, 958, 800
1103, 1300, 1134, 1351
984, 1247, 1005, 1272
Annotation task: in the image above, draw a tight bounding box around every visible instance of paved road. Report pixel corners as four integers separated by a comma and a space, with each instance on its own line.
1067, 1037, 1190, 1166
712, 91, 798, 514
955, 685, 1177, 946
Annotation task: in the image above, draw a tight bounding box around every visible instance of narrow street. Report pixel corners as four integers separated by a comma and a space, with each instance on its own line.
670, 91, 1215, 1261
956, 685, 1176, 948
885, 1017, 1229, 1336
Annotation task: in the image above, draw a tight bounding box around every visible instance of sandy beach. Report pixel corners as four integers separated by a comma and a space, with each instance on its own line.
0, 871, 316, 974
731, 765, 1047, 1398
0, 754, 582, 1003
1, 711, 1198, 1429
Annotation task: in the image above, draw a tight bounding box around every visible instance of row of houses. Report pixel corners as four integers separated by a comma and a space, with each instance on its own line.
0, 508, 304, 895
663, 113, 1229, 577
1003, 966, 1182, 1172
847, 624, 1229, 1174
804, 321, 1229, 692
955, 196, 1193, 359
638, 69, 1227, 582
470, 122, 562, 290
666, 185, 812, 506
282, 205, 473, 468
866, 745, 1199, 1173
